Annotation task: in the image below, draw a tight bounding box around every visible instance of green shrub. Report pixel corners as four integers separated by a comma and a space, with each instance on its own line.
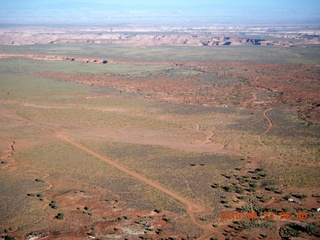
236, 188, 245, 194
253, 205, 264, 216
211, 183, 220, 188
274, 190, 283, 194
282, 225, 301, 237
156, 229, 163, 234
35, 178, 44, 183
223, 186, 234, 192
55, 213, 64, 220
154, 209, 162, 213
4, 236, 16, 240
265, 187, 276, 192
254, 167, 265, 173
240, 205, 252, 212
250, 183, 257, 188
305, 224, 318, 235
49, 201, 58, 209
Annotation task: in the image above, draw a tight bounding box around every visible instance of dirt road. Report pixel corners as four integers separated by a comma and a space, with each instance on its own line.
56, 134, 217, 236
261, 108, 274, 136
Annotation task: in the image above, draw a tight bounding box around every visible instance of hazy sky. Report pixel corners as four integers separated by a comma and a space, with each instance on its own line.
1, 0, 319, 26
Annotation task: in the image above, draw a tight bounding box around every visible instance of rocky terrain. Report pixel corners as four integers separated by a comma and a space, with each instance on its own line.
0, 26, 319, 46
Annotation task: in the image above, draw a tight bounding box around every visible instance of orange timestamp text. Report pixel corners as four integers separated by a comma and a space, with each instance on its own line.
220, 211, 308, 220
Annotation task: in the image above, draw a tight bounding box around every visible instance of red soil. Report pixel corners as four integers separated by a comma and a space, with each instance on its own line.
40, 61, 320, 124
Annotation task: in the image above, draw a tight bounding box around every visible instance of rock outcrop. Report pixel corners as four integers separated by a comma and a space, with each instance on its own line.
0, 27, 318, 47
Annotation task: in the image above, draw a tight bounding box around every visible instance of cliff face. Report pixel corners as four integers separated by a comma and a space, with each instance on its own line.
0, 27, 318, 46
0, 32, 262, 46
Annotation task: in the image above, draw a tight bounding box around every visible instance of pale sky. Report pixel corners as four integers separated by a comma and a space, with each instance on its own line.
0, 0, 319, 26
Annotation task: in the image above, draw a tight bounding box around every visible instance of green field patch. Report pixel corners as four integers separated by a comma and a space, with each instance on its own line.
0, 72, 87, 103
150, 100, 241, 115
1, 44, 319, 63
266, 108, 320, 139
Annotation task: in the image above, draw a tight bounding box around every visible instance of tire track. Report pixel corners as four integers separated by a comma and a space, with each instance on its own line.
261, 108, 274, 136
203, 131, 214, 145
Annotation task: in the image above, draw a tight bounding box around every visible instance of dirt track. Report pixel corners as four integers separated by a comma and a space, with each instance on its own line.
0, 110, 219, 238
261, 108, 274, 136
56, 134, 218, 236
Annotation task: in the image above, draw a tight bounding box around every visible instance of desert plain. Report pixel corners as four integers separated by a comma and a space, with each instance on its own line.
0, 25, 319, 240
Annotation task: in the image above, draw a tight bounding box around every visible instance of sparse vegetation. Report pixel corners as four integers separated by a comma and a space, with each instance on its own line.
305, 223, 318, 235
156, 228, 163, 235
0, 32, 319, 240
211, 183, 220, 188
223, 185, 234, 192
238, 219, 276, 230
293, 194, 308, 199
37, 193, 45, 201
235, 188, 245, 194
4, 236, 16, 240
280, 223, 302, 237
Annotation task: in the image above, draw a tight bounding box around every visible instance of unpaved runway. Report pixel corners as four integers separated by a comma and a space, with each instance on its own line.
56, 134, 217, 234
